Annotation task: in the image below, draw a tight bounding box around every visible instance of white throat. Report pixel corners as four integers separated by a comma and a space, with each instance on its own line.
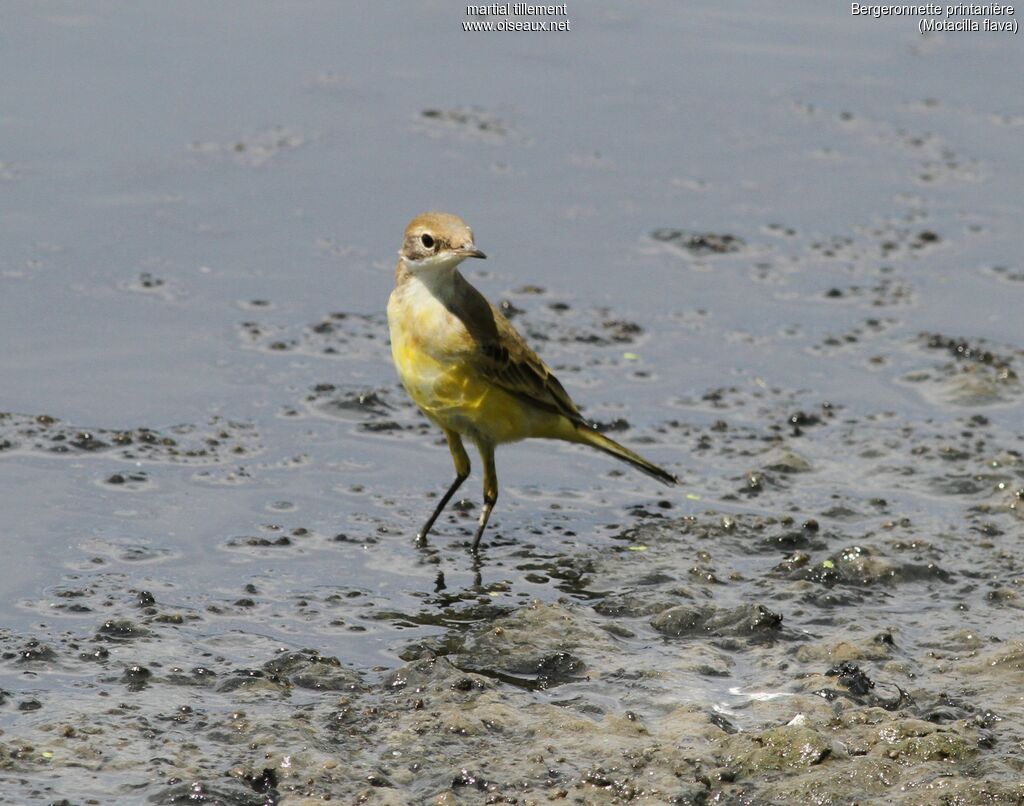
401, 255, 464, 306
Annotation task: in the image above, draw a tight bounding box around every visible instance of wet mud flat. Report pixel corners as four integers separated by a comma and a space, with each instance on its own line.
2, 281, 1022, 803
2, 3, 1024, 804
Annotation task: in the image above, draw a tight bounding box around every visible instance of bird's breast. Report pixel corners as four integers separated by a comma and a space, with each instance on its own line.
388, 279, 471, 363
387, 274, 558, 445
388, 279, 475, 409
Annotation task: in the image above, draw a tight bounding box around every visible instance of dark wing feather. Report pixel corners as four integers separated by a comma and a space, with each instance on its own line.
443, 271, 583, 423
474, 306, 584, 423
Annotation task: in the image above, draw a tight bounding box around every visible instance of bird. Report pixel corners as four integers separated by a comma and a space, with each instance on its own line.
386, 211, 678, 551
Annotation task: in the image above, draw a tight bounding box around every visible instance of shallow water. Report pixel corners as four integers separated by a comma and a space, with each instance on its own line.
2, 3, 1022, 804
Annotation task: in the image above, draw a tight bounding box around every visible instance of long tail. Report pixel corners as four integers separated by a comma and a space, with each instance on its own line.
570, 422, 678, 486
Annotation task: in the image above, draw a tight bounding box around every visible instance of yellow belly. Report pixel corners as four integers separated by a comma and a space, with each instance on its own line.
387, 277, 568, 445
390, 308, 566, 449
390, 330, 542, 444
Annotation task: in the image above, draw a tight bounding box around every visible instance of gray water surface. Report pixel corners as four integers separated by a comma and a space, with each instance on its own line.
1, 3, 1022, 804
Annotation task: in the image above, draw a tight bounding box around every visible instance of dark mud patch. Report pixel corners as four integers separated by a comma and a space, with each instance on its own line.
902, 332, 1022, 407
415, 106, 522, 145
303, 385, 397, 420
238, 310, 383, 358
187, 126, 313, 167
650, 602, 786, 641
0, 413, 260, 464
651, 228, 746, 255
118, 269, 183, 302
99, 470, 152, 490
300, 384, 432, 439
988, 265, 1024, 284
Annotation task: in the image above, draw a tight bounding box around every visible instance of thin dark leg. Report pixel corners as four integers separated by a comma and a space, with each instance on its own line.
417, 472, 467, 543
471, 442, 498, 552
416, 429, 471, 544
471, 494, 496, 552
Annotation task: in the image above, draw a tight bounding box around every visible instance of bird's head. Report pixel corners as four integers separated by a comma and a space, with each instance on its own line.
399, 212, 486, 273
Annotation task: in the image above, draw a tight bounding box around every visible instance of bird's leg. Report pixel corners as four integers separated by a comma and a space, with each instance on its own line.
471, 443, 498, 552
416, 474, 466, 543
417, 430, 470, 544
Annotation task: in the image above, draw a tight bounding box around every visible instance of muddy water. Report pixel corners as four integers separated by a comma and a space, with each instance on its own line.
2, 3, 1022, 804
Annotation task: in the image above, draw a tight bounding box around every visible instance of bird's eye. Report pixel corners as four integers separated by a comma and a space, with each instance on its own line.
420, 233, 434, 249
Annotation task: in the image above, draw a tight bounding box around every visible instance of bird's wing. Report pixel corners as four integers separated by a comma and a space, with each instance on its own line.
472, 305, 584, 423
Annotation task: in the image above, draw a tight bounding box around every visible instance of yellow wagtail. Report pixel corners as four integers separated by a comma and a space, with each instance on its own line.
387, 212, 678, 550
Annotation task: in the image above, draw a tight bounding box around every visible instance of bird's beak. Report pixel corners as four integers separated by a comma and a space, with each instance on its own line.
456, 246, 487, 259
